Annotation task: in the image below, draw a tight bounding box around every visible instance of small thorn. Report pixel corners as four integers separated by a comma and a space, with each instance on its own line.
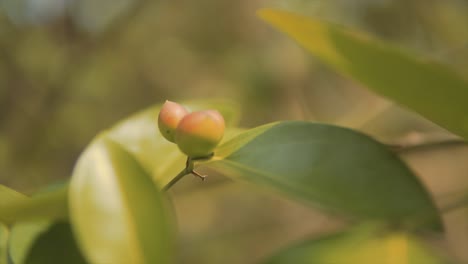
191, 170, 207, 181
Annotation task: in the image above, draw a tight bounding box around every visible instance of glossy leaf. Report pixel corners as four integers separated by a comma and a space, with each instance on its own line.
107, 99, 240, 188
263, 224, 452, 264
9, 221, 87, 264
0, 184, 68, 224
69, 136, 173, 264
258, 9, 468, 140
203, 121, 441, 229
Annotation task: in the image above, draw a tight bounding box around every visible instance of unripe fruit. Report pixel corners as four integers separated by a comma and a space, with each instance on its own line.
175, 110, 225, 158
158, 100, 189, 143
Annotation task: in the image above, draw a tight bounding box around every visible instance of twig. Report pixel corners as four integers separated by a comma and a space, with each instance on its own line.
162, 156, 209, 191
162, 168, 190, 192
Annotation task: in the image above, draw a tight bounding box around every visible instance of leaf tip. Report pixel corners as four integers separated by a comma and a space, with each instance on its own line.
255, 8, 270, 20
256, 8, 283, 24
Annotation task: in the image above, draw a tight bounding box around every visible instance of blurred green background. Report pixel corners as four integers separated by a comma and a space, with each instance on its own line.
1, 0, 468, 263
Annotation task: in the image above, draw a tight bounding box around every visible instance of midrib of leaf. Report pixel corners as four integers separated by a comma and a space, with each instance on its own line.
225, 140, 342, 160
114, 173, 144, 264
206, 159, 337, 212
213, 122, 277, 159
106, 138, 147, 264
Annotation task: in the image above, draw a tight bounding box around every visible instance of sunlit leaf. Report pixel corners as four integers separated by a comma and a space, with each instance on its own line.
9, 220, 49, 264
69, 136, 173, 264
0, 224, 8, 264
0, 184, 68, 224
262, 224, 452, 264
258, 9, 468, 140
0, 185, 28, 223
9, 221, 87, 264
202, 121, 441, 229
107, 99, 240, 188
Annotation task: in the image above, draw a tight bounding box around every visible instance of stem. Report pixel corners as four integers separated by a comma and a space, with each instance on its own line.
162, 155, 211, 191
162, 167, 189, 192
393, 139, 466, 153
440, 195, 468, 214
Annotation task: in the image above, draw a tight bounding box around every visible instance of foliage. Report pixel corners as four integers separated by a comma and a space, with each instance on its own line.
262, 224, 451, 264
0, 2, 467, 264
258, 9, 468, 140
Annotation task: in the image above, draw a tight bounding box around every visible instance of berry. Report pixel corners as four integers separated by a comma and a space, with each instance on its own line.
158, 100, 189, 143
175, 110, 225, 158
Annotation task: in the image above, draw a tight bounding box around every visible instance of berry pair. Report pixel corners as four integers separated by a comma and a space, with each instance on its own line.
158, 101, 225, 158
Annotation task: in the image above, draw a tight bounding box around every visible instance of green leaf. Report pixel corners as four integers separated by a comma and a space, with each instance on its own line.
22, 222, 87, 264
262, 224, 452, 264
0, 184, 68, 224
0, 224, 8, 264
0, 185, 28, 223
9, 220, 49, 264
107, 99, 240, 188
69, 136, 173, 264
203, 121, 441, 229
258, 9, 468, 140
9, 221, 87, 264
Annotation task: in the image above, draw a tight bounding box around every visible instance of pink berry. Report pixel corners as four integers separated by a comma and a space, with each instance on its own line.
158, 100, 189, 143
175, 110, 225, 158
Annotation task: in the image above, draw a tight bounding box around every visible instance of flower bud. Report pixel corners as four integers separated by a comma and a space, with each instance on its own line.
175, 110, 225, 158
158, 100, 189, 143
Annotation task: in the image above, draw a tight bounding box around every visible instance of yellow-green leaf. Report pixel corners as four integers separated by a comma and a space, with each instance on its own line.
69, 136, 173, 264
263, 224, 453, 264
9, 221, 88, 264
258, 9, 468, 140
0, 224, 7, 264
0, 184, 68, 225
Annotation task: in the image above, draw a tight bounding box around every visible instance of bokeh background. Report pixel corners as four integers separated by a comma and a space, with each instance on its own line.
1, 0, 468, 263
